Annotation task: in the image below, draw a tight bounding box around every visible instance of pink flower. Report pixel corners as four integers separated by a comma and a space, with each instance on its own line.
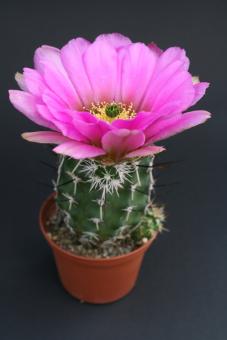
9, 33, 211, 162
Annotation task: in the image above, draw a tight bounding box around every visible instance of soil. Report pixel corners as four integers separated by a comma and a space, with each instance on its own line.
45, 203, 165, 259
47, 212, 158, 258
46, 211, 145, 258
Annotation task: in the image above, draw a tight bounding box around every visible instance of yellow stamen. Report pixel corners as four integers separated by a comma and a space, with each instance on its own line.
86, 101, 136, 123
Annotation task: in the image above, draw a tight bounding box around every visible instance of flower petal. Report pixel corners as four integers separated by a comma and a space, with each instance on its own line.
102, 129, 145, 161
60, 38, 94, 106
15, 72, 27, 90
72, 117, 111, 145
72, 110, 98, 123
9, 90, 54, 128
22, 131, 70, 144
147, 42, 163, 56
112, 111, 157, 130
36, 104, 56, 125
53, 141, 105, 159
125, 145, 165, 158
52, 120, 88, 142
118, 43, 158, 109
34, 45, 82, 108
83, 39, 118, 103
148, 110, 211, 143
191, 82, 210, 106
156, 47, 190, 71
141, 47, 191, 111
23, 68, 46, 97
36, 105, 87, 141
151, 71, 195, 114
113, 110, 178, 133
144, 113, 180, 142
95, 33, 132, 49
42, 91, 73, 123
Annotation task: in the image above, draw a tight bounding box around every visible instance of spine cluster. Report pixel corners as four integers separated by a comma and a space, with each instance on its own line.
54, 156, 163, 246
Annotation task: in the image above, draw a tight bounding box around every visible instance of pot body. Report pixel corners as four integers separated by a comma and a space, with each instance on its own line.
39, 194, 157, 304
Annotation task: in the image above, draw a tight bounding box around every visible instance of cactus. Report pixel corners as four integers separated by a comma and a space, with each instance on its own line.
9, 33, 211, 258
54, 155, 164, 250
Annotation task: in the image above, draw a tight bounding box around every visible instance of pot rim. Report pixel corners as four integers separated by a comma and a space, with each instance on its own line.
39, 193, 158, 264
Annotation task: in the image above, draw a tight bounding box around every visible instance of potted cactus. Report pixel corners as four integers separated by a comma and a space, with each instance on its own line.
9, 33, 211, 304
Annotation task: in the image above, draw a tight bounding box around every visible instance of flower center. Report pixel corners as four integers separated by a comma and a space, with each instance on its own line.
105, 103, 121, 118
88, 101, 136, 123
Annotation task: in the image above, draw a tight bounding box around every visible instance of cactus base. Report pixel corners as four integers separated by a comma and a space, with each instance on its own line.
46, 200, 164, 258
40, 193, 158, 303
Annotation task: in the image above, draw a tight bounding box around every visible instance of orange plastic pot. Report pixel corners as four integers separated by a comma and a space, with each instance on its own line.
39, 194, 158, 304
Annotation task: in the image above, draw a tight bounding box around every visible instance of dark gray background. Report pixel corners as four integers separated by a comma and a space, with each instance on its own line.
1, 0, 226, 339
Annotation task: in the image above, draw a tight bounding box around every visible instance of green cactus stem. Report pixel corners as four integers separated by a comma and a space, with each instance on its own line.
53, 156, 164, 250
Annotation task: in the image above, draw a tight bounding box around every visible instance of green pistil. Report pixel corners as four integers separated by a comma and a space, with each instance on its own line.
105, 104, 121, 118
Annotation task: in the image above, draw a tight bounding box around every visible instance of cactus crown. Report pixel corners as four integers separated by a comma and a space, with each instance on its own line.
49, 156, 164, 258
